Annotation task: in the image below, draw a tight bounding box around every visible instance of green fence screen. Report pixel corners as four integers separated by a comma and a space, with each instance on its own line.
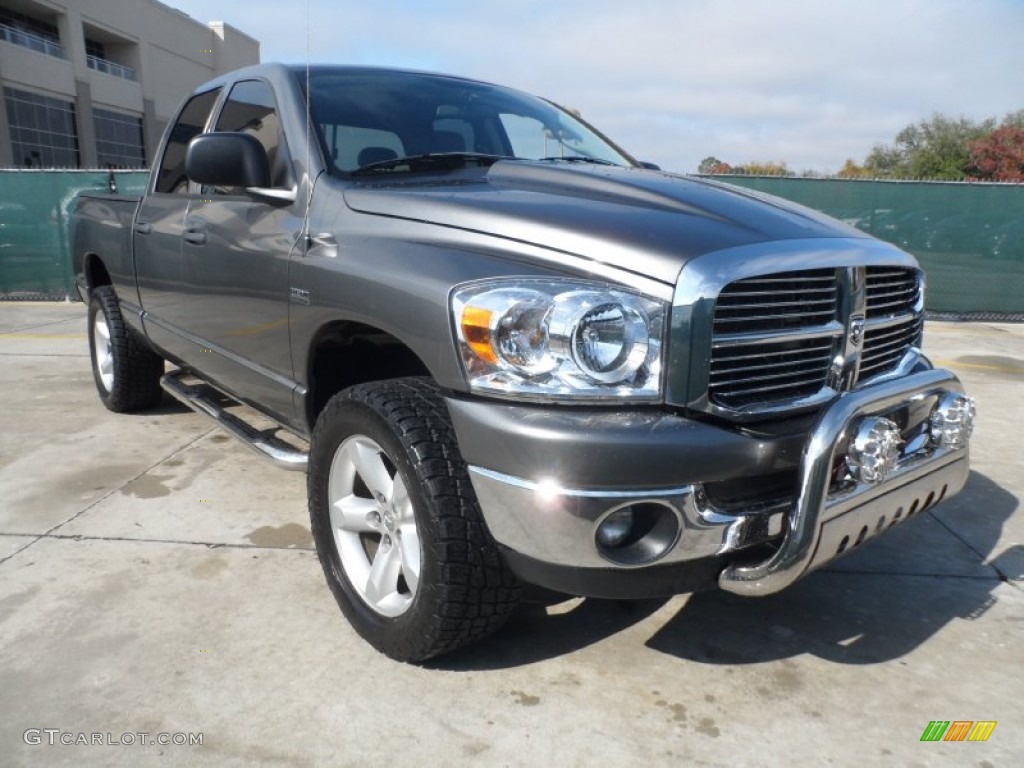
704, 176, 1023, 317
0, 170, 148, 299
1, 171, 1022, 315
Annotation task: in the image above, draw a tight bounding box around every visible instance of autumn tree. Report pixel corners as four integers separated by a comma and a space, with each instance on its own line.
836, 158, 872, 179
698, 156, 733, 174
733, 161, 793, 176
697, 159, 793, 176
699, 109, 1024, 179
968, 125, 1024, 182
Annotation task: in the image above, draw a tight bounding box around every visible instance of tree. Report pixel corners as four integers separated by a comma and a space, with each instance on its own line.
836, 158, 871, 179
733, 161, 792, 176
863, 143, 903, 177
863, 114, 993, 179
1000, 109, 1024, 128
968, 125, 1024, 182
698, 156, 732, 174
900, 115, 993, 179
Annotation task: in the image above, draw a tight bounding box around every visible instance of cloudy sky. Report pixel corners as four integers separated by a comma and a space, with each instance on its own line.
166, 0, 1024, 174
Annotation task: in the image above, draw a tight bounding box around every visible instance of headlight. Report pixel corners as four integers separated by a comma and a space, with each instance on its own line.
452, 279, 665, 400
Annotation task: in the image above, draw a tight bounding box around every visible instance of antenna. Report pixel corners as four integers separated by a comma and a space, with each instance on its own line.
303, 0, 314, 247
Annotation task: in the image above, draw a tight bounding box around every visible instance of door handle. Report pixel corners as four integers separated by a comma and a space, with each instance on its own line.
135, 221, 153, 235
183, 230, 207, 245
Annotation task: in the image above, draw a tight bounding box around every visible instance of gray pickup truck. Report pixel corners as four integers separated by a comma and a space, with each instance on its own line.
72, 63, 975, 662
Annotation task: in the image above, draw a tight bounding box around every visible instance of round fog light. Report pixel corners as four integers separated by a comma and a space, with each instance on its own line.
593, 502, 681, 566
930, 393, 976, 449
596, 507, 634, 548
846, 416, 903, 485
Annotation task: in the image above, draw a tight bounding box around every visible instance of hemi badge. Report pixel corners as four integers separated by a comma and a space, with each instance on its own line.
289, 287, 311, 305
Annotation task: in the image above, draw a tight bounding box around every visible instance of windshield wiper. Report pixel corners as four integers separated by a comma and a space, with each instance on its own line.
352, 152, 510, 175
537, 156, 618, 166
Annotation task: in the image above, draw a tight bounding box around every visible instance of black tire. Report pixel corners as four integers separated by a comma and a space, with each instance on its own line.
308, 377, 521, 662
87, 285, 164, 412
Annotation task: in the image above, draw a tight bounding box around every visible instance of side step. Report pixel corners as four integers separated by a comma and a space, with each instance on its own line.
160, 370, 308, 472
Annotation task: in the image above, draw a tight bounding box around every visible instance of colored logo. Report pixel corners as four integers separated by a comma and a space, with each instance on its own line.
920, 720, 997, 742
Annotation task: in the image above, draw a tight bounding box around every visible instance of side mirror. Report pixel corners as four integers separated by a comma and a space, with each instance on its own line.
638, 161, 661, 171
186, 132, 271, 188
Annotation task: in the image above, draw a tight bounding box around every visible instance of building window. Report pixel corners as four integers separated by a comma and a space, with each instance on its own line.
85, 38, 136, 81
0, 7, 64, 59
85, 39, 106, 60
3, 87, 79, 168
94, 108, 145, 168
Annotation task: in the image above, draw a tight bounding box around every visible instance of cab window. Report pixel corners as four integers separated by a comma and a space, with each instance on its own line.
154, 88, 221, 194
214, 80, 293, 190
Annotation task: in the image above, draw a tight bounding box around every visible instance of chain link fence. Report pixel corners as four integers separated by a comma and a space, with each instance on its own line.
701, 175, 1023, 320
0, 170, 148, 300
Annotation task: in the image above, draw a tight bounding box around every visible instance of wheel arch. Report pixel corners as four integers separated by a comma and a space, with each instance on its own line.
304, 319, 432, 431
82, 252, 113, 295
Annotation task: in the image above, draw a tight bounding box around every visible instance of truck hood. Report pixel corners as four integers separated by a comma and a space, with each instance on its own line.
343, 162, 867, 285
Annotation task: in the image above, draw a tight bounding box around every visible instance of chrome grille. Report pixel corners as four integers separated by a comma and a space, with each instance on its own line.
709, 269, 840, 409
859, 315, 923, 379
865, 267, 919, 319
859, 267, 923, 382
707, 266, 922, 412
712, 269, 839, 334
709, 338, 834, 408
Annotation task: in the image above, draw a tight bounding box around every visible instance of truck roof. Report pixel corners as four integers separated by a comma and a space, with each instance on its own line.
191, 62, 499, 97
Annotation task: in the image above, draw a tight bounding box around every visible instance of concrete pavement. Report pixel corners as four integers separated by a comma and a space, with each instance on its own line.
1, 302, 1021, 767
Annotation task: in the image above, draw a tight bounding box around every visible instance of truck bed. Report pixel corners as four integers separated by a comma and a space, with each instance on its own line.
71, 193, 141, 302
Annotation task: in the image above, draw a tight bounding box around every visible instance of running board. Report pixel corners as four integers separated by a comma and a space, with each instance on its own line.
160, 370, 308, 472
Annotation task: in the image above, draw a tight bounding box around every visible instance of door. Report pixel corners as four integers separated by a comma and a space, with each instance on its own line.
134, 87, 221, 362
180, 79, 303, 423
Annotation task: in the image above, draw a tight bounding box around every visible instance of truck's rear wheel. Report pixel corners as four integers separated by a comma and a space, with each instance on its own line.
308, 377, 520, 662
88, 285, 164, 412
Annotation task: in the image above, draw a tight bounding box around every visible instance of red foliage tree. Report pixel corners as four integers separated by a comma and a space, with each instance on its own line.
969, 126, 1024, 182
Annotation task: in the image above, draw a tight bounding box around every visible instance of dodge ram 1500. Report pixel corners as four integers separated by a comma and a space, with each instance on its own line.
72, 64, 975, 661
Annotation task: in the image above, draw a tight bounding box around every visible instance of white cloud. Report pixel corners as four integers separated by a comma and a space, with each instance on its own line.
167, 0, 1024, 172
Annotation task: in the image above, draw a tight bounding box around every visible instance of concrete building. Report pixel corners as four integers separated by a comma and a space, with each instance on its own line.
0, 0, 258, 168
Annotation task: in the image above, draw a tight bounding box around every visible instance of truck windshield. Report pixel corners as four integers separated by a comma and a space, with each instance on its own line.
299, 68, 635, 175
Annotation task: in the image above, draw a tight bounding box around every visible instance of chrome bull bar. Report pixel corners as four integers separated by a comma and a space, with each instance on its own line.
718, 367, 969, 596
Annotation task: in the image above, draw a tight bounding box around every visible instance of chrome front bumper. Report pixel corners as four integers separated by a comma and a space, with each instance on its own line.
466, 367, 971, 596
468, 467, 787, 570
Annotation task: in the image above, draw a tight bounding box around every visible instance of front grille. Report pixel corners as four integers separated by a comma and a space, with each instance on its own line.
708, 338, 834, 408
712, 269, 838, 334
709, 269, 839, 409
859, 267, 923, 381
706, 266, 922, 413
865, 267, 919, 319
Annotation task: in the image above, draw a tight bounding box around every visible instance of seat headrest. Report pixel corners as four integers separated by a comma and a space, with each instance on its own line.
357, 147, 399, 167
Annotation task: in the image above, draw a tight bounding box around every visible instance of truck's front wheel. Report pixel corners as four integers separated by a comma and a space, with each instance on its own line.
308, 378, 520, 662
88, 286, 164, 412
